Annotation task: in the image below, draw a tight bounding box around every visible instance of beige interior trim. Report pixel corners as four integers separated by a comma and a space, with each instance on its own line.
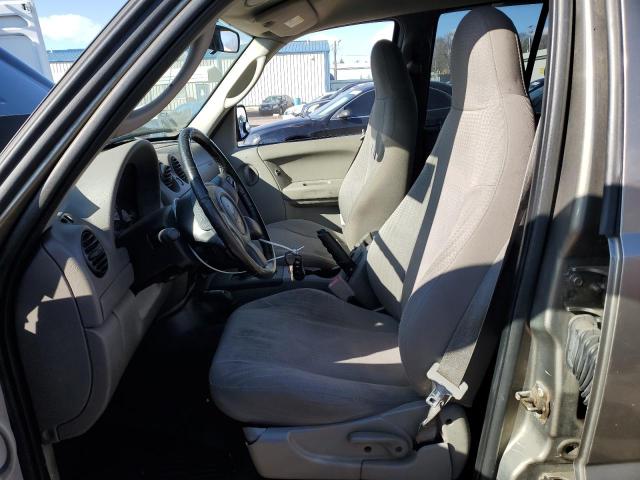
253, 0, 318, 37
222, 0, 489, 40
190, 36, 281, 133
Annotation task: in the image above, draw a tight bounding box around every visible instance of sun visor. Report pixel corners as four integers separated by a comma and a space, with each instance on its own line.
253, 0, 318, 37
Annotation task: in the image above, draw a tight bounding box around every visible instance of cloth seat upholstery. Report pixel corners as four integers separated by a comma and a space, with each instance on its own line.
210, 288, 420, 425
211, 7, 535, 427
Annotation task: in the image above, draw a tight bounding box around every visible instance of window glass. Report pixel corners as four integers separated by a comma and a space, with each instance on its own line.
239, 21, 394, 146
39, 1, 127, 82
39, 10, 250, 139
343, 90, 375, 118
308, 84, 371, 119
129, 21, 252, 137
430, 4, 544, 83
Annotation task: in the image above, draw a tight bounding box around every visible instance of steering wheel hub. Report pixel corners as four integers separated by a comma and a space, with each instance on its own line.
177, 127, 275, 277
217, 189, 247, 236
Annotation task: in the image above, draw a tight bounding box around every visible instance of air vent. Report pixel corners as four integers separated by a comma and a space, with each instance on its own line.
58, 212, 74, 224
170, 155, 188, 182
81, 230, 108, 278
160, 164, 179, 192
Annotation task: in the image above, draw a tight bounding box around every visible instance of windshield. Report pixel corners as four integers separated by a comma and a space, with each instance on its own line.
127, 21, 251, 138
308, 85, 370, 119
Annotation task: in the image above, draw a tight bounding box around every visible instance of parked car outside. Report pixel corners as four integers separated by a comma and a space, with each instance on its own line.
242, 80, 455, 146
425, 80, 453, 129
282, 103, 306, 118
242, 82, 376, 145
528, 77, 545, 117
283, 82, 372, 119
258, 94, 294, 115
529, 76, 545, 92
300, 91, 334, 111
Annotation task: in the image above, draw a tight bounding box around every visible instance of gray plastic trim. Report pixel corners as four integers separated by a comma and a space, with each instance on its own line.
14, 140, 171, 442
244, 402, 467, 480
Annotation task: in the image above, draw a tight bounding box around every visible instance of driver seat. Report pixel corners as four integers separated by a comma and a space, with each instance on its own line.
266, 39, 418, 269
211, 7, 534, 478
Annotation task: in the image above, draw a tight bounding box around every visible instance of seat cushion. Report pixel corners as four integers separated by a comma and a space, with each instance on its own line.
210, 289, 420, 426
267, 219, 344, 270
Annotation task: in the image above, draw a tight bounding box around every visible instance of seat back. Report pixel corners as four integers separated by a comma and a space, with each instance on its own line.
338, 40, 417, 248
365, 7, 535, 396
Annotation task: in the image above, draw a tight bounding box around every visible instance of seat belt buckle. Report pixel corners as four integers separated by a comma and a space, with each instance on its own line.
426, 363, 469, 403
328, 274, 355, 302
419, 364, 469, 430
425, 382, 452, 409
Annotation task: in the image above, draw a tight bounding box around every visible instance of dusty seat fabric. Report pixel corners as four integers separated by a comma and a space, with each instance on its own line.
210, 288, 420, 426
211, 6, 534, 427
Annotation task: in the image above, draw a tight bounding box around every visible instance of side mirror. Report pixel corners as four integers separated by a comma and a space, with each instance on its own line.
236, 105, 251, 140
336, 109, 351, 120
211, 26, 240, 53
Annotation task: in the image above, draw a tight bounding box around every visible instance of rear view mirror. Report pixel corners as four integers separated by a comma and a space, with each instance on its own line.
211, 26, 240, 53
236, 105, 251, 140
336, 109, 351, 120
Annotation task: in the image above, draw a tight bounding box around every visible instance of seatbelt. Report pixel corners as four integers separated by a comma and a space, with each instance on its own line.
420, 245, 507, 428
420, 126, 540, 429
524, 3, 548, 89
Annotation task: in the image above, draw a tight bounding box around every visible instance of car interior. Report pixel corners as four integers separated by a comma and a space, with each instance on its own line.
4, 0, 613, 478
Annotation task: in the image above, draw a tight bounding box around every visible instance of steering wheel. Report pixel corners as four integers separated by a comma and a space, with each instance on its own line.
178, 127, 275, 278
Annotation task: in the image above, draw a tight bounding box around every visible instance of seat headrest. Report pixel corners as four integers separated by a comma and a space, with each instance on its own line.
370, 39, 412, 99
451, 6, 527, 110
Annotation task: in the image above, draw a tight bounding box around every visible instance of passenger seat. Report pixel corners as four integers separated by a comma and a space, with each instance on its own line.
267, 39, 418, 269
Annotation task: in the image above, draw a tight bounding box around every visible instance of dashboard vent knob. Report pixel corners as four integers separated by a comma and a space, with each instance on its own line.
81, 230, 108, 278
160, 164, 179, 192
170, 155, 188, 183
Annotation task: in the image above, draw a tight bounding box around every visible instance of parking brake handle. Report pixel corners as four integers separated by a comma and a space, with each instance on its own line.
317, 229, 356, 276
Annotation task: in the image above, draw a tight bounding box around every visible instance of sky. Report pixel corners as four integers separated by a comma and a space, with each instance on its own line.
437, 4, 543, 38
301, 21, 395, 61
298, 4, 542, 62
33, 0, 542, 54
34, 0, 126, 50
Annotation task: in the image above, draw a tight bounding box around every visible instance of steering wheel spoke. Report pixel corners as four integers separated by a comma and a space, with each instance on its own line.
177, 127, 275, 277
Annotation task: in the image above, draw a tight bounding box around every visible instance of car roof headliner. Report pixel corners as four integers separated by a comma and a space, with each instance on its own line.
221, 0, 488, 41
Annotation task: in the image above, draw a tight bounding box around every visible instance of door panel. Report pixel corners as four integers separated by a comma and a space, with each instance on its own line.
255, 134, 363, 227
213, 108, 362, 227
209, 109, 286, 225
230, 146, 287, 225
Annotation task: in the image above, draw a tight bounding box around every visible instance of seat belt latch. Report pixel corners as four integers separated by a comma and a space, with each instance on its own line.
426, 363, 468, 402
420, 363, 469, 429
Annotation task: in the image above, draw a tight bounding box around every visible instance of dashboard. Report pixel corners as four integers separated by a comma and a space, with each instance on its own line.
113, 163, 140, 233
14, 137, 220, 442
